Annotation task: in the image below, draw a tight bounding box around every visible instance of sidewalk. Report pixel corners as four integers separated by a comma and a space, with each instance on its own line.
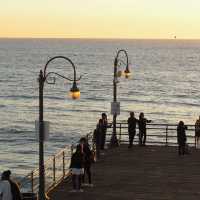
49, 145, 200, 200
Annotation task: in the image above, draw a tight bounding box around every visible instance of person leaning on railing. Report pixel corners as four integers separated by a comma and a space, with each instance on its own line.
138, 112, 152, 146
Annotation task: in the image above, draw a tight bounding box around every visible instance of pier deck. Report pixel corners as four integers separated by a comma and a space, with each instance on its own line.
49, 145, 200, 200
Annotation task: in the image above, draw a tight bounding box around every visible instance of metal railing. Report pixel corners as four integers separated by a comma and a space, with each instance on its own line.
19, 132, 93, 195
19, 122, 197, 195
106, 122, 197, 147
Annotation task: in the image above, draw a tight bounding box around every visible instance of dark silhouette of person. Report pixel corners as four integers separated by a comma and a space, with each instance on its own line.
1, 170, 22, 200
138, 112, 152, 146
69, 145, 84, 192
80, 137, 93, 187
195, 116, 200, 148
127, 112, 138, 148
177, 121, 187, 155
93, 122, 101, 160
99, 113, 108, 150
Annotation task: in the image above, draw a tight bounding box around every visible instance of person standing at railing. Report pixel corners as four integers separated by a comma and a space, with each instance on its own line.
138, 112, 152, 146
127, 112, 138, 148
80, 137, 94, 187
177, 121, 187, 155
69, 145, 84, 192
195, 116, 200, 148
99, 113, 108, 150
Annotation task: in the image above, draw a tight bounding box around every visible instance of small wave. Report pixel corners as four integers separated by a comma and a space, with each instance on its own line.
0, 95, 37, 100
0, 105, 6, 108
0, 127, 34, 135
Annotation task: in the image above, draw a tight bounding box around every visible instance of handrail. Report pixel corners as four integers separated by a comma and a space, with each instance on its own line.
19, 131, 93, 194
106, 122, 197, 147
19, 122, 198, 194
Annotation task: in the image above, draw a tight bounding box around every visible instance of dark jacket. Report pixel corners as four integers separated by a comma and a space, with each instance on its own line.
177, 125, 187, 146
93, 127, 101, 145
99, 119, 107, 134
128, 117, 137, 132
83, 144, 92, 165
70, 152, 84, 169
138, 118, 151, 132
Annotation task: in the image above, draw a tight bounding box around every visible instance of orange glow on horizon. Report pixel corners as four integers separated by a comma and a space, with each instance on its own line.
1, 0, 200, 39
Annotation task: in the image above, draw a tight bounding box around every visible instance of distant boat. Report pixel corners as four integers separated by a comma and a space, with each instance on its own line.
174, 36, 177, 39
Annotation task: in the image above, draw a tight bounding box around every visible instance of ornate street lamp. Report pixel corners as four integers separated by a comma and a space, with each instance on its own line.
38, 56, 81, 200
110, 49, 131, 146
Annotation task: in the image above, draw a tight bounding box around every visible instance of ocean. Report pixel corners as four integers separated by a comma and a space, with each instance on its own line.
0, 39, 200, 177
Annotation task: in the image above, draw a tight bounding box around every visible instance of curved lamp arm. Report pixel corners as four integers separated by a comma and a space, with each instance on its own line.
115, 49, 129, 70
43, 55, 81, 83
39, 55, 81, 99
114, 49, 131, 78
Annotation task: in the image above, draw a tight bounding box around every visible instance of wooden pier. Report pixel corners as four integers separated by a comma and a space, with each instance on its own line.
49, 145, 200, 200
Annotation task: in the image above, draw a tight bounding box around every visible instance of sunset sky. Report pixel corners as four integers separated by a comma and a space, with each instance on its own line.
0, 0, 200, 39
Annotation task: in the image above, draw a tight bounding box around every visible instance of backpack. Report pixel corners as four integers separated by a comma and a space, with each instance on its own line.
8, 180, 22, 200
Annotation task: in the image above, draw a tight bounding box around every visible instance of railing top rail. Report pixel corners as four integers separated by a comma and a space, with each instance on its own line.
112, 122, 195, 127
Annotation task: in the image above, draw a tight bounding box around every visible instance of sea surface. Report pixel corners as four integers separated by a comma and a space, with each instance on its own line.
0, 39, 200, 177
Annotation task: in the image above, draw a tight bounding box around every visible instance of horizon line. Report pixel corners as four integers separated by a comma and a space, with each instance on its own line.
0, 37, 200, 40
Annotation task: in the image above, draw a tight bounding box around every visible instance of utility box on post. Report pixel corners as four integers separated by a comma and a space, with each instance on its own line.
111, 102, 120, 115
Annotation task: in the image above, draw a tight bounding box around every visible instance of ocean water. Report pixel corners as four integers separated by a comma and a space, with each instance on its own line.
0, 39, 200, 176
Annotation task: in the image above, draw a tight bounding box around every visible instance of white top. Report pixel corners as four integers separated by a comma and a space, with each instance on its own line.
0, 180, 12, 200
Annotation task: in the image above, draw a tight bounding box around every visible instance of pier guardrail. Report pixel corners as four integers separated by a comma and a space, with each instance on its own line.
106, 122, 197, 147
19, 122, 197, 195
19, 132, 93, 195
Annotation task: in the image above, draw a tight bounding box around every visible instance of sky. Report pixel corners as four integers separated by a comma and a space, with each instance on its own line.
0, 0, 200, 39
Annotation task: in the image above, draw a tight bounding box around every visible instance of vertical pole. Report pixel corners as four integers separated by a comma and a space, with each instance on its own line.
31, 171, 34, 194
63, 151, 65, 178
119, 123, 122, 144
39, 70, 46, 200
53, 156, 56, 182
111, 58, 118, 146
166, 125, 168, 146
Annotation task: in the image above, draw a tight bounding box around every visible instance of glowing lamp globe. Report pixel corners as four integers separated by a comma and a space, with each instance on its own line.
124, 68, 131, 79
70, 82, 80, 99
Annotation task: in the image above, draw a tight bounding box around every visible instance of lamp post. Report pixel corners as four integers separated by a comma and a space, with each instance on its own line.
38, 56, 81, 200
110, 49, 131, 146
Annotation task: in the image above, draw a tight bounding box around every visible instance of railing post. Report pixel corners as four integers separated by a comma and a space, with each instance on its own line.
63, 151, 65, 177
119, 123, 122, 145
165, 125, 168, 146
31, 171, 34, 194
71, 144, 74, 157
53, 156, 56, 183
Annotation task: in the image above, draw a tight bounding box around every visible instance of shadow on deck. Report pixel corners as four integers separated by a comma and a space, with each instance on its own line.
49, 145, 200, 200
